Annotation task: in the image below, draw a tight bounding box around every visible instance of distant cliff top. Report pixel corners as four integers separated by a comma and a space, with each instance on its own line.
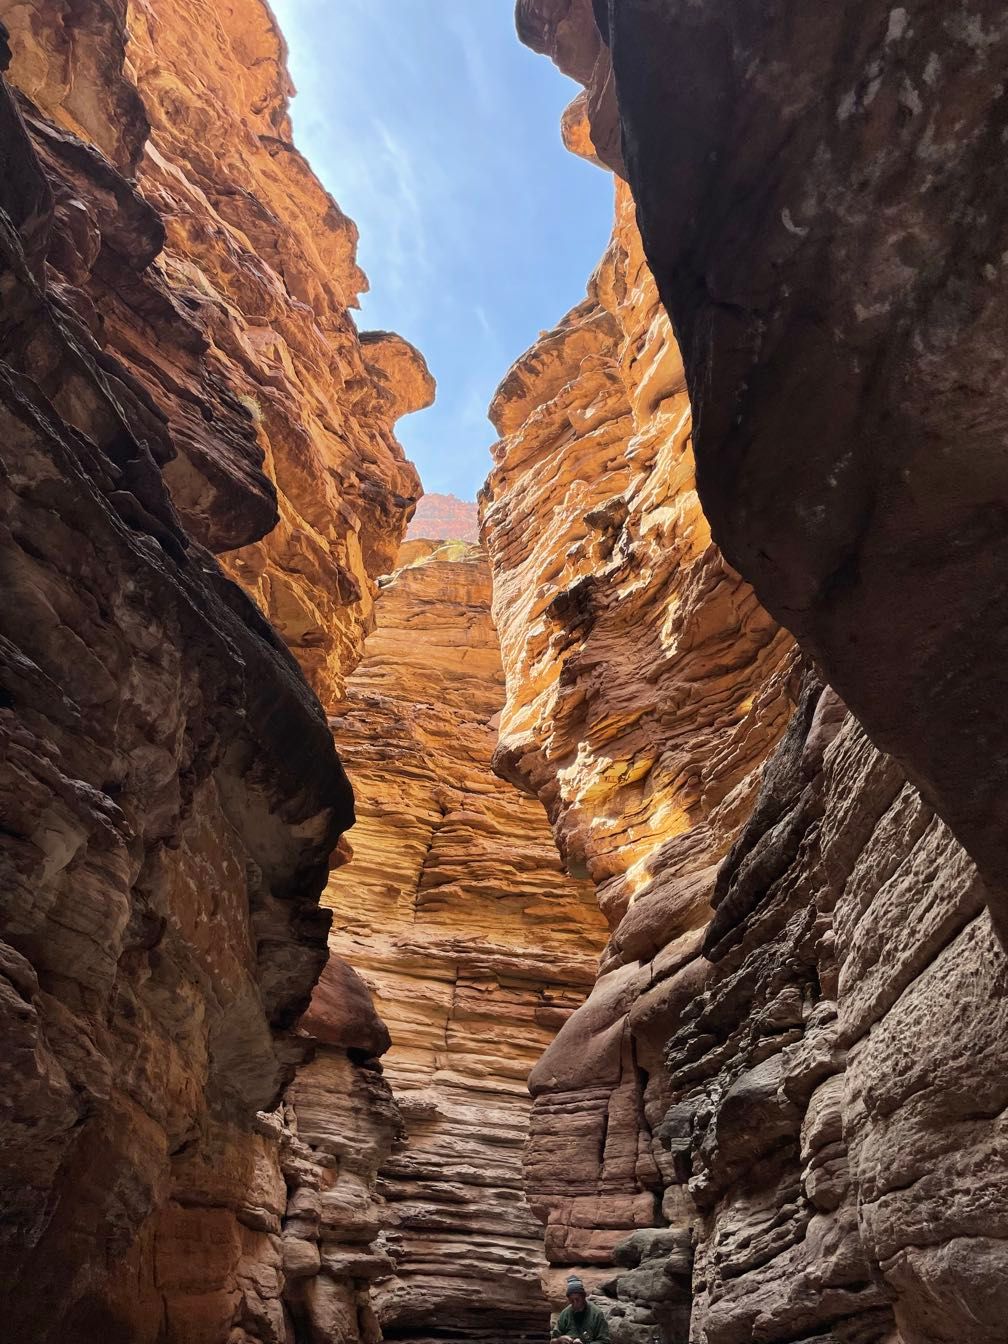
406, 492, 480, 542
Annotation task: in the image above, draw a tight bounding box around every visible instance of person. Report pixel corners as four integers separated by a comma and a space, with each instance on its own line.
551, 1276, 609, 1343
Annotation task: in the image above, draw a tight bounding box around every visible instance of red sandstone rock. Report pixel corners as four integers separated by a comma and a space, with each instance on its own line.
314, 540, 606, 1341
0, 2, 429, 1338
0, 39, 352, 1340
301, 956, 392, 1058
5, 3, 1004, 1343
526, 0, 1008, 947
501, 11, 1008, 1343
481, 175, 795, 1302
4, 0, 432, 710
405, 492, 481, 543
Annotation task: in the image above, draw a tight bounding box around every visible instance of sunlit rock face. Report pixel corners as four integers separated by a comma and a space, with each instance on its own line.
406, 493, 480, 543
481, 176, 796, 1297
3, 0, 432, 711
525, 0, 1008, 944
0, 2, 429, 1339
498, 8, 1008, 1343
312, 539, 607, 1342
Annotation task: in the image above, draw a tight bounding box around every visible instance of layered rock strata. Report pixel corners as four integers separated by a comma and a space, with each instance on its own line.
4, 0, 432, 710
575, 665, 1008, 1344
405, 494, 480, 543
0, 49, 346, 1344
488, 13, 1008, 1342
520, 0, 1008, 941
650, 674, 1008, 1344
0, 2, 429, 1339
312, 539, 606, 1342
268, 1023, 401, 1344
481, 175, 796, 1293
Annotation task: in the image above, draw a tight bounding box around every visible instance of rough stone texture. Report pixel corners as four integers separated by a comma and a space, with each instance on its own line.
481, 172, 795, 1293
0, 38, 351, 1343
6, 2, 1004, 1343
0, 3, 429, 1339
273, 1037, 401, 1344
525, 0, 1008, 939
3, 0, 432, 710
314, 540, 607, 1342
405, 493, 480, 543
498, 13, 1008, 1342
485, 206, 1008, 1333
645, 673, 1008, 1344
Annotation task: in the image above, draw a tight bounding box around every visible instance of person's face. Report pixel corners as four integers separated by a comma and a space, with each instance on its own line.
568, 1291, 587, 1312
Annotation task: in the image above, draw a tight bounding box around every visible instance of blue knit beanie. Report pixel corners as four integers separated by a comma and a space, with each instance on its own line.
566, 1276, 586, 1295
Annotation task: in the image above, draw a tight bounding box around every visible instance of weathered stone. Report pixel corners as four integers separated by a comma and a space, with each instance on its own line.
526, 0, 1008, 946
316, 539, 606, 1341
482, 168, 795, 1300
0, 1, 428, 1338
500, 14, 1008, 1342
0, 54, 350, 1339
3, 0, 431, 711
405, 493, 480, 543
6, 5, 1007, 1344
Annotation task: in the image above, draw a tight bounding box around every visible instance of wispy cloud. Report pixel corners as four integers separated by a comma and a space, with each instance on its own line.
441, 3, 498, 120
364, 118, 434, 313
269, 0, 613, 498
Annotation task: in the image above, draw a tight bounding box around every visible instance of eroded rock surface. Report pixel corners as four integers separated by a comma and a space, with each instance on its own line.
0, 2, 428, 1339
481, 175, 795, 1294
653, 674, 1008, 1344
0, 52, 347, 1344
523, 0, 1008, 939
314, 540, 606, 1342
406, 493, 480, 543
4, 0, 432, 710
492, 13, 1008, 1343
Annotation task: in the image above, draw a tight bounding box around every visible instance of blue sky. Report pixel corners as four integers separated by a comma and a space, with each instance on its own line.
269, 0, 614, 500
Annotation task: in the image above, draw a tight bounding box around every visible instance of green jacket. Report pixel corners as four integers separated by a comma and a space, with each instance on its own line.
551, 1302, 610, 1343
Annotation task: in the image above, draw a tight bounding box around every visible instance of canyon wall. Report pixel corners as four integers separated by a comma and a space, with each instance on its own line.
4, 1, 1006, 1341
0, 2, 430, 1338
312, 538, 606, 1342
481, 171, 795, 1297
667, 677, 1008, 1344
520, 0, 1008, 940
405, 494, 479, 543
6, 0, 433, 711
484, 9, 1008, 1343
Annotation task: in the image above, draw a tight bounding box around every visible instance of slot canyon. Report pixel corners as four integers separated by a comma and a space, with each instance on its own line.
1, 2, 1006, 1343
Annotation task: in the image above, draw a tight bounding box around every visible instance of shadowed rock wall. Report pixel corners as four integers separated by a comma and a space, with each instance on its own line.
659, 674, 1008, 1344
0, 2, 430, 1338
4, 0, 433, 710
481, 173, 795, 1295
490, 9, 1008, 1343
521, 0, 1008, 944
5, 0, 1004, 1340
